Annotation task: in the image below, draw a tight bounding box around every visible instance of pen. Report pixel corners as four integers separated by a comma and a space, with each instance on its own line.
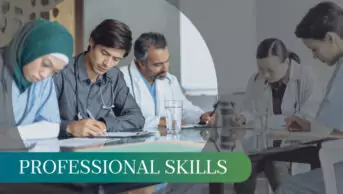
210, 100, 220, 117
86, 109, 95, 119
87, 109, 107, 136
205, 100, 220, 125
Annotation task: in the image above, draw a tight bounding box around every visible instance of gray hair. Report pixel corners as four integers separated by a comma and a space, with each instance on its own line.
134, 32, 167, 63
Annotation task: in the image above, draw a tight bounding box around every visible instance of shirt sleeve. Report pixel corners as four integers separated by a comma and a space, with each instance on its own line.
100, 71, 145, 132
295, 65, 325, 119
170, 76, 204, 124
53, 72, 73, 138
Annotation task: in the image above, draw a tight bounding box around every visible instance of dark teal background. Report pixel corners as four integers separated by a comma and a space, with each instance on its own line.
0, 152, 251, 183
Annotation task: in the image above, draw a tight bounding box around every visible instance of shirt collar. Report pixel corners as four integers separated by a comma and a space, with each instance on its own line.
137, 65, 155, 87
77, 53, 105, 83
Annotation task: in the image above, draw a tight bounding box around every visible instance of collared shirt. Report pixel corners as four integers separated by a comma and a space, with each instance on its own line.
12, 78, 60, 126
316, 58, 343, 130
139, 73, 157, 116
53, 52, 145, 138
269, 81, 287, 115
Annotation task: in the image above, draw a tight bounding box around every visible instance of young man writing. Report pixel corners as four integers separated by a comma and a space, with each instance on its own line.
54, 19, 145, 138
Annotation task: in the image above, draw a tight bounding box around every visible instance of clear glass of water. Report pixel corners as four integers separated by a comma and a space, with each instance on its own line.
251, 99, 270, 151
165, 100, 183, 134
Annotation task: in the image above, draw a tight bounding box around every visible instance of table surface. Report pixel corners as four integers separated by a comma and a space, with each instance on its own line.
29, 126, 339, 155
25, 126, 340, 194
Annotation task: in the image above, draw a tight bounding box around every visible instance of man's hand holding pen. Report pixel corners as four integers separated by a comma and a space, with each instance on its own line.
67, 119, 106, 137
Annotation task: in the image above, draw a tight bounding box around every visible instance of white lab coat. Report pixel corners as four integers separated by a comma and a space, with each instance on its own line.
120, 61, 204, 129
241, 62, 325, 124
242, 62, 325, 176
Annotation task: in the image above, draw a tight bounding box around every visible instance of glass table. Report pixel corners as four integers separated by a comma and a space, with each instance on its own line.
23, 126, 330, 194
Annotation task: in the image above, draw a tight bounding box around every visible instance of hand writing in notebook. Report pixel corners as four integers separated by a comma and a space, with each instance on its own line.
285, 115, 310, 132
66, 119, 106, 137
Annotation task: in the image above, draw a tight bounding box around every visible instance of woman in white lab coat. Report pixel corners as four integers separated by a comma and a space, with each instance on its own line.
233, 38, 325, 194
232, 38, 324, 127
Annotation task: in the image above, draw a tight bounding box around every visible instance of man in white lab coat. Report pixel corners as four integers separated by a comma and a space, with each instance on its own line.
120, 32, 215, 129
275, 2, 343, 193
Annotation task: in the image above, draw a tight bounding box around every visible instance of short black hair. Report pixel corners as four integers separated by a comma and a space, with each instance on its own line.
295, 1, 343, 40
134, 32, 167, 63
257, 38, 301, 64
90, 19, 132, 57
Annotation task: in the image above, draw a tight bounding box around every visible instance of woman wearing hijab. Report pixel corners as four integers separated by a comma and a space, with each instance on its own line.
0, 18, 73, 144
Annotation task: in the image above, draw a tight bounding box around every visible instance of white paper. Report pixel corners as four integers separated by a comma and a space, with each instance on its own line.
104, 131, 152, 137
268, 115, 286, 129
59, 138, 119, 148
26, 139, 60, 152
18, 121, 59, 141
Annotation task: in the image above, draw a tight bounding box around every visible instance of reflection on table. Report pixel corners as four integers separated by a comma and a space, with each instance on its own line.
26, 125, 341, 155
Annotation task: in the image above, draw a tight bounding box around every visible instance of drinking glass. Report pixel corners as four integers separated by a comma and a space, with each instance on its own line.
165, 100, 183, 134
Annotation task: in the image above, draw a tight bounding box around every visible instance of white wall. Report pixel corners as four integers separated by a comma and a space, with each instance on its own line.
179, 0, 257, 95
83, 0, 181, 78
84, 0, 219, 96
83, 0, 336, 99
256, 0, 335, 87
180, 12, 218, 95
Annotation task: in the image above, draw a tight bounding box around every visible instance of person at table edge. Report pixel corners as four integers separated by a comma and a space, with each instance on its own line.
0, 19, 73, 140
54, 19, 145, 138
120, 32, 215, 129
276, 1, 343, 194
231, 38, 324, 194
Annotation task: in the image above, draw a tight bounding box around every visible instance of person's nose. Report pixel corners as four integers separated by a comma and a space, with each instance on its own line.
39, 70, 50, 80
263, 72, 271, 79
162, 62, 169, 72
103, 58, 110, 68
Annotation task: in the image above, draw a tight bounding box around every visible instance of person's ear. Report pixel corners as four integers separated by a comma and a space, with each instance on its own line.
325, 32, 338, 44
89, 38, 95, 48
135, 60, 143, 69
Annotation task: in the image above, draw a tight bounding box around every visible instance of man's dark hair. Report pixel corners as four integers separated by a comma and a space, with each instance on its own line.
134, 32, 167, 63
295, 1, 343, 40
89, 19, 132, 57
257, 38, 301, 64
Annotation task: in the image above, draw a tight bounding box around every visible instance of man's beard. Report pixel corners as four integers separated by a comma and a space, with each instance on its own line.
151, 72, 167, 80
